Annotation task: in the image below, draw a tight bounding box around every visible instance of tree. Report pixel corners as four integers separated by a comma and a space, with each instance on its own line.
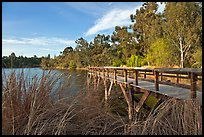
191, 47, 202, 68
145, 38, 176, 67
62, 46, 73, 56
130, 2, 163, 55
163, 2, 202, 68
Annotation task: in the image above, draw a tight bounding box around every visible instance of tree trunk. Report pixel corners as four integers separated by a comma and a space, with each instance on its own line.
181, 51, 184, 68
179, 37, 184, 68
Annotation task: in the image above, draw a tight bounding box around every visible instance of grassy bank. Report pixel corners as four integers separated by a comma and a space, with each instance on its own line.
2, 69, 202, 135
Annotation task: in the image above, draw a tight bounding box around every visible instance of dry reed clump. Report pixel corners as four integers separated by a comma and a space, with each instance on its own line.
129, 98, 202, 135
2, 69, 126, 135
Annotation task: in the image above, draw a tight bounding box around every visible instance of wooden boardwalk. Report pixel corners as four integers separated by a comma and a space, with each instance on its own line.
87, 67, 202, 121
89, 71, 202, 102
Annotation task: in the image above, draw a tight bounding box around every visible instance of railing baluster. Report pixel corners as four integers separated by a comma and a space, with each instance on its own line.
114, 69, 117, 84
190, 72, 197, 98
124, 69, 127, 88
154, 70, 159, 91
134, 70, 138, 85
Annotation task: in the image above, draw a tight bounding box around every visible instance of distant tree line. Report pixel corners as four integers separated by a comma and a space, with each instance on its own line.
2, 52, 42, 68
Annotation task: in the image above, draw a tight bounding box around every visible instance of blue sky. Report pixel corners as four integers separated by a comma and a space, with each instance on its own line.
2, 2, 165, 58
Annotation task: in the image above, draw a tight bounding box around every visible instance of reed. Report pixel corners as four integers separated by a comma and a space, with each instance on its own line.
2, 69, 125, 135
128, 98, 202, 135
2, 69, 202, 135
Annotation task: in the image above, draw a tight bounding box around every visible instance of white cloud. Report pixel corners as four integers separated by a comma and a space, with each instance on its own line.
2, 37, 75, 46
157, 2, 166, 13
85, 5, 142, 37
85, 2, 166, 37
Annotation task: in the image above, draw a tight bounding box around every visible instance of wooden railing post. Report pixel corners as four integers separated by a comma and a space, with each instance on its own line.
144, 71, 146, 79
190, 72, 197, 98
103, 69, 105, 77
124, 69, 128, 88
160, 73, 163, 81
176, 74, 179, 83
106, 69, 109, 78
114, 69, 117, 85
134, 70, 138, 85
154, 70, 159, 91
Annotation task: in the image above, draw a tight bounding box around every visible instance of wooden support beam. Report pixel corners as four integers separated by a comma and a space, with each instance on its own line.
108, 81, 113, 96
135, 90, 150, 112
104, 79, 108, 101
119, 83, 132, 121
97, 76, 101, 88
190, 72, 197, 98
128, 82, 134, 117
86, 73, 91, 95
154, 70, 159, 91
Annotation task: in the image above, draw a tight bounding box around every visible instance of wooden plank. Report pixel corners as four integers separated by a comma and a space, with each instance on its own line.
135, 90, 150, 112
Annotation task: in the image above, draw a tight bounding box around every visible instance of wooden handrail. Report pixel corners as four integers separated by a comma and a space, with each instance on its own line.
88, 66, 202, 99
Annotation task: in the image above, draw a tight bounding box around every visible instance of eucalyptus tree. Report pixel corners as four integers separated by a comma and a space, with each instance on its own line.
75, 37, 90, 67
163, 2, 202, 68
130, 2, 164, 55
90, 34, 112, 66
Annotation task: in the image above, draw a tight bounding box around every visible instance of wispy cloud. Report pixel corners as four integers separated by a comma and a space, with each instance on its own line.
84, 5, 142, 37
65, 2, 109, 16
2, 37, 75, 46
85, 2, 166, 37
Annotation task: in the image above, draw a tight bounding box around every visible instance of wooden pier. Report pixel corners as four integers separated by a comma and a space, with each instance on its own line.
87, 67, 202, 121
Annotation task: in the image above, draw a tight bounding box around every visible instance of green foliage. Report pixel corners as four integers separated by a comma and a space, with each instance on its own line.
2, 53, 41, 68
191, 48, 202, 68
112, 59, 124, 67
69, 60, 77, 69
145, 38, 176, 67
126, 55, 143, 67
8, 2, 201, 69
163, 2, 202, 68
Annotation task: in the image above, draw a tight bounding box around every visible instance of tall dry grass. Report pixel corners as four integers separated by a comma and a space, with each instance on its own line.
2, 69, 202, 135
2, 69, 126, 135
128, 98, 202, 135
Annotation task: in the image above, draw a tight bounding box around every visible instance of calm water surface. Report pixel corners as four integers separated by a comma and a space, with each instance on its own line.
2, 68, 88, 96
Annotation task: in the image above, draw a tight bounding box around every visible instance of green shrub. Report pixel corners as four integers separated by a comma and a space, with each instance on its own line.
126, 55, 143, 67
112, 59, 124, 67
69, 60, 77, 69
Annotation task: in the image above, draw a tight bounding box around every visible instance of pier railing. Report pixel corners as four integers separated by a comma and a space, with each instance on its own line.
88, 67, 202, 99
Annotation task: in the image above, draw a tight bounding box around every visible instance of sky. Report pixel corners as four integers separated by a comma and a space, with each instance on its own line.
2, 2, 165, 58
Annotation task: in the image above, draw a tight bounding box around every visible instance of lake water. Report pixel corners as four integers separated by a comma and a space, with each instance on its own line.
2, 68, 89, 97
